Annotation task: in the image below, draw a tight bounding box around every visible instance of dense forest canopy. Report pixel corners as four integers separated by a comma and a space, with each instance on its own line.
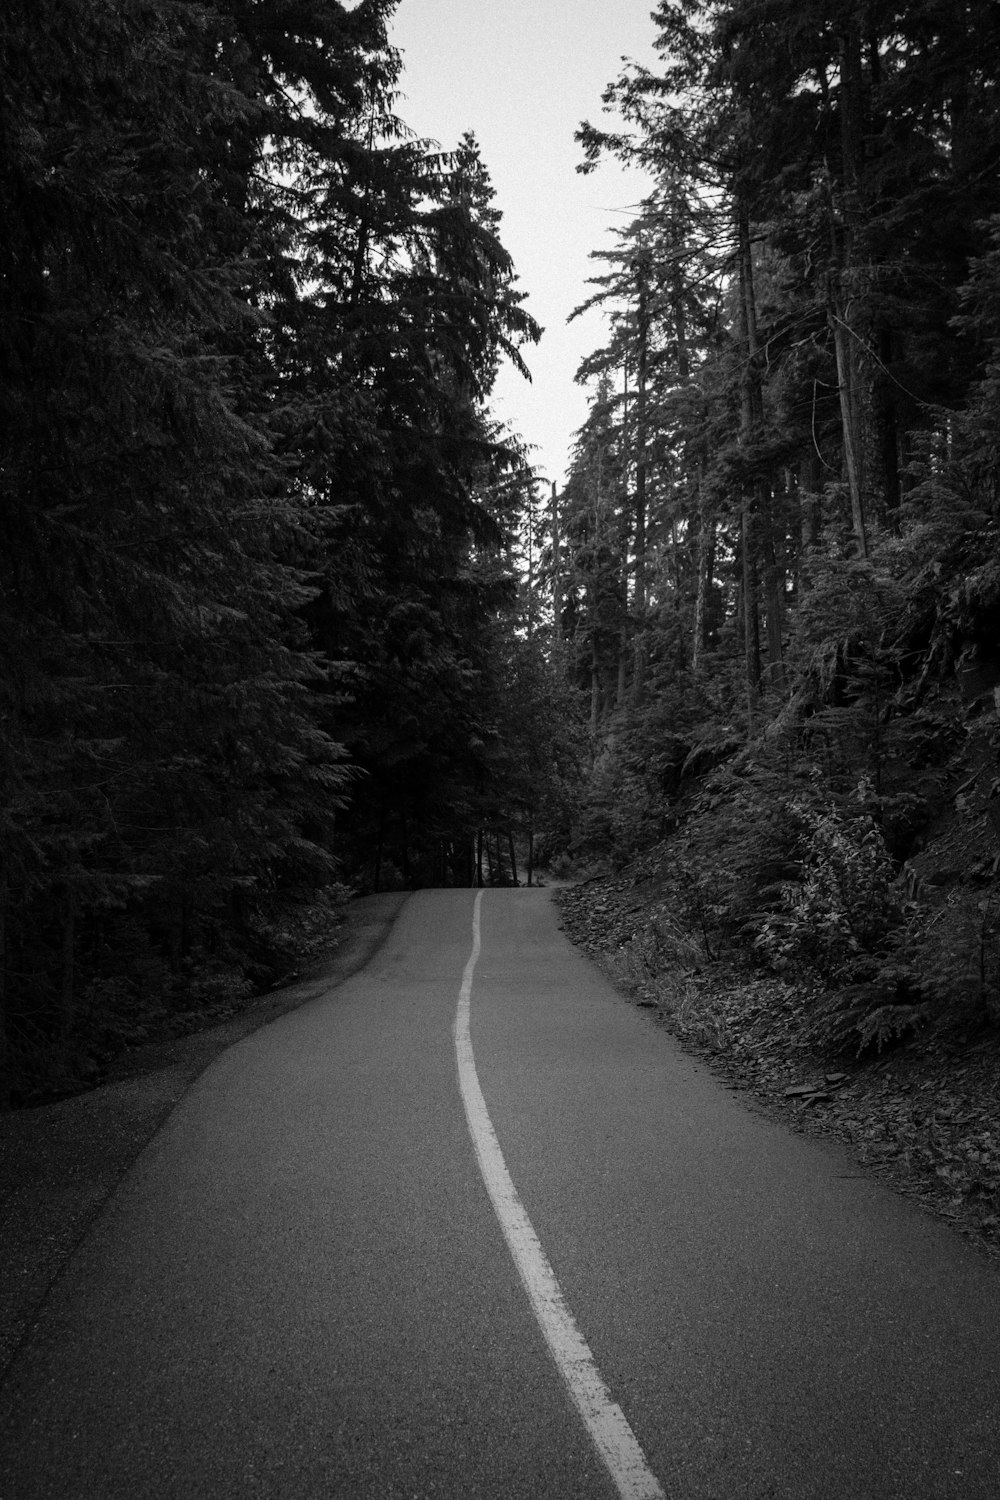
4, 0, 1000, 1102
0, 0, 555, 1101
556, 0, 1000, 1054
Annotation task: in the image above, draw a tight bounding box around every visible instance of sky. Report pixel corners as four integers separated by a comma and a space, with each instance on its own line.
388, 0, 659, 490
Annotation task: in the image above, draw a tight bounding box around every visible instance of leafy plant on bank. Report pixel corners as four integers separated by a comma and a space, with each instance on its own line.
897, 889, 1000, 1032
753, 778, 930, 1053
755, 779, 902, 981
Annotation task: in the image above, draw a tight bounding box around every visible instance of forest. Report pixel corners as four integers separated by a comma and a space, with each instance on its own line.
3, 0, 1000, 1108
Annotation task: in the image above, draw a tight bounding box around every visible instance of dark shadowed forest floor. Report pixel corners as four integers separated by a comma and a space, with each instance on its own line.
556, 877, 1000, 1265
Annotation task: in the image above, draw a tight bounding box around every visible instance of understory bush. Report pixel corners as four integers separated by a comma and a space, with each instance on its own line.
897, 888, 1000, 1029
754, 778, 903, 984
752, 779, 933, 1052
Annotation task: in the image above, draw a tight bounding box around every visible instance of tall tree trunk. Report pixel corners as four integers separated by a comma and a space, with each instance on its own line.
671, 214, 691, 385
832, 17, 866, 550
758, 489, 787, 695
799, 453, 822, 590
617, 354, 631, 706
589, 637, 600, 761
692, 469, 716, 676
737, 204, 776, 703
632, 250, 650, 705
507, 831, 518, 888
828, 18, 891, 553
830, 287, 868, 556
741, 512, 762, 725
550, 482, 562, 651
525, 491, 535, 642
877, 327, 901, 522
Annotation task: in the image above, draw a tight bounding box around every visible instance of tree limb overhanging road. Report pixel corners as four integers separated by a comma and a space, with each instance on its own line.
2, 889, 1000, 1499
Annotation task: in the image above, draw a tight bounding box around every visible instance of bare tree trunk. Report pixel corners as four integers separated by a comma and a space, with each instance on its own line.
525, 492, 535, 642
692, 476, 716, 676
759, 490, 787, 695
877, 327, 901, 523
828, 18, 889, 553
741, 512, 762, 725
550, 483, 562, 651
617, 358, 631, 708
616, 557, 629, 710
507, 831, 519, 888
799, 454, 822, 588
590, 641, 600, 761
737, 205, 769, 712
672, 223, 691, 384
831, 298, 868, 556
632, 249, 650, 706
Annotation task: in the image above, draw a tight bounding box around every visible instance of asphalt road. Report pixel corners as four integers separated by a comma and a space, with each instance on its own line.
2, 888, 1000, 1499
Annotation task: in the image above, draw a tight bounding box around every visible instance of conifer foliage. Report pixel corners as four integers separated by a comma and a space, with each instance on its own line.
0, 0, 538, 1101
557, 0, 1000, 1044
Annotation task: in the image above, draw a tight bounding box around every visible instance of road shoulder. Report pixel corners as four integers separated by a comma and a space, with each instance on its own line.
0, 892, 410, 1377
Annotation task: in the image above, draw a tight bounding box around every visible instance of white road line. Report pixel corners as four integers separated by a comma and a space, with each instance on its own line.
453, 890, 666, 1500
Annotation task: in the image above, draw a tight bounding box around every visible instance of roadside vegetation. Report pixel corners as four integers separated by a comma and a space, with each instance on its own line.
5, 0, 1000, 1188
1, 0, 549, 1102
536, 0, 1000, 1254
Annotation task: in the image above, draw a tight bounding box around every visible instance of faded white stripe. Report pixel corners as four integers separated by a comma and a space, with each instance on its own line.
454, 890, 666, 1500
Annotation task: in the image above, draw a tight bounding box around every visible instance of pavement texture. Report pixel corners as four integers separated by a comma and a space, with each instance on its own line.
0, 892, 410, 1377
2, 888, 1000, 1499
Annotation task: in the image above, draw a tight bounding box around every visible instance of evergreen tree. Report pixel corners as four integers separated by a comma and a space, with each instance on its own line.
0, 0, 548, 1096
560, 0, 1000, 896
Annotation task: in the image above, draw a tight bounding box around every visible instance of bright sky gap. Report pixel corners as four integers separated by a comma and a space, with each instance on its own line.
389, 0, 658, 487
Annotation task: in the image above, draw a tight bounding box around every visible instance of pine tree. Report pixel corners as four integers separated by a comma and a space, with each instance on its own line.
0, 0, 397, 1098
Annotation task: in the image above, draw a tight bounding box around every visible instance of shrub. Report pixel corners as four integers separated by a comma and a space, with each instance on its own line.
898, 888, 1000, 1029
755, 778, 903, 984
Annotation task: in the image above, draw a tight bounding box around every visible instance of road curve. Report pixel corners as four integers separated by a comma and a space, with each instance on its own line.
1, 888, 999, 1499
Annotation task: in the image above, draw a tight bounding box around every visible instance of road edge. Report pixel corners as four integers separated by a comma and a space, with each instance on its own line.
0, 892, 411, 1382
